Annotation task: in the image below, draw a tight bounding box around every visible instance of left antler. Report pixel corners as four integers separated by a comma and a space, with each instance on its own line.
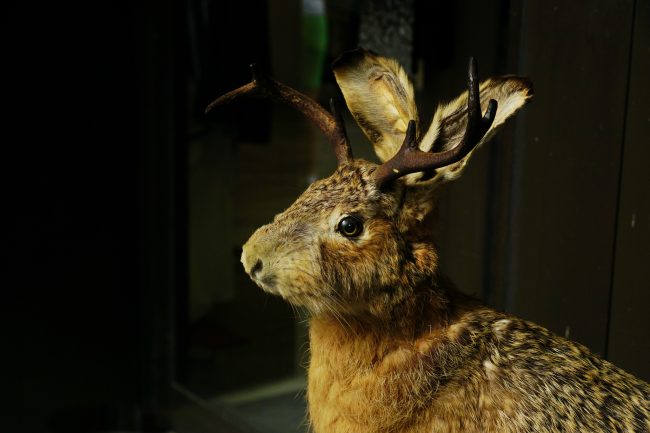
373, 57, 498, 189
206, 63, 352, 164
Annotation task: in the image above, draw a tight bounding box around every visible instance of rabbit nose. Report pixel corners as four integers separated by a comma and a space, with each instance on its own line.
250, 259, 263, 278
241, 244, 263, 277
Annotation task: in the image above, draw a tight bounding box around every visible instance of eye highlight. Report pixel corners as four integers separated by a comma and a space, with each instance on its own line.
338, 216, 363, 238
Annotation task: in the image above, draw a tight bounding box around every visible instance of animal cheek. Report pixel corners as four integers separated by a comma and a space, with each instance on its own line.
319, 227, 401, 295
319, 240, 362, 292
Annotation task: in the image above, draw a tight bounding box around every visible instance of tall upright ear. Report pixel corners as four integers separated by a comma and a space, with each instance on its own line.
419, 76, 533, 184
333, 48, 419, 163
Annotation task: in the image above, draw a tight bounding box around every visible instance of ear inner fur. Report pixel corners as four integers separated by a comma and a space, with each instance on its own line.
419, 76, 533, 184
333, 47, 419, 163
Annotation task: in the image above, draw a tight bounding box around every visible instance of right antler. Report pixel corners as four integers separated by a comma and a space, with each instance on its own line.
373, 57, 498, 189
206, 64, 353, 164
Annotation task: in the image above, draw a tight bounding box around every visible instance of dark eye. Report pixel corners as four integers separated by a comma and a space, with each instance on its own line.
338, 216, 363, 238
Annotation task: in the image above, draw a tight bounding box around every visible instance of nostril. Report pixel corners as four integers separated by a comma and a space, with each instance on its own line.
251, 259, 263, 277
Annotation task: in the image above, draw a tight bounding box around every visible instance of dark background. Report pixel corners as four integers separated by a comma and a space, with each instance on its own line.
5, 0, 648, 432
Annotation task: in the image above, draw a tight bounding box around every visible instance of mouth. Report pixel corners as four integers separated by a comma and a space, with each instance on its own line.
250, 272, 278, 294
259, 274, 278, 290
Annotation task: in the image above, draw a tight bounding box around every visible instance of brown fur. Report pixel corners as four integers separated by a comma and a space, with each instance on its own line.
234, 49, 650, 432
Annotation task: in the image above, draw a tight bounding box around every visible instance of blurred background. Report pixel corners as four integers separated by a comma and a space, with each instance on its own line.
5, 0, 649, 432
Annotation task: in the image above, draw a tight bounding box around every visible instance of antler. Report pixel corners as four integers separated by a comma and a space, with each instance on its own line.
205, 64, 353, 164
373, 57, 498, 189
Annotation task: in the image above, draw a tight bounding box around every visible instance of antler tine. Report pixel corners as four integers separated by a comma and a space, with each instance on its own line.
373, 57, 498, 189
329, 98, 353, 162
205, 63, 352, 165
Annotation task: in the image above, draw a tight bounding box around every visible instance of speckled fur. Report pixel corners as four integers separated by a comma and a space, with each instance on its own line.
237, 49, 650, 433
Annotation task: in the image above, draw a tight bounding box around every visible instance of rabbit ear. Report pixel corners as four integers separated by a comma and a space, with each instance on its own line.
398, 76, 532, 226
418, 76, 533, 184
333, 48, 419, 163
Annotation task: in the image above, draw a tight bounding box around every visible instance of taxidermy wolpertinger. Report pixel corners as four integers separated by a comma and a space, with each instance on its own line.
207, 48, 650, 433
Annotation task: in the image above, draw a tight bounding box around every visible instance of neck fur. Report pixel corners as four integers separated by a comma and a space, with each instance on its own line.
312, 272, 472, 344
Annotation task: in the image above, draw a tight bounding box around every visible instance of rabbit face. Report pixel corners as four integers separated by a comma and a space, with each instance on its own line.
230, 48, 532, 317
241, 159, 438, 315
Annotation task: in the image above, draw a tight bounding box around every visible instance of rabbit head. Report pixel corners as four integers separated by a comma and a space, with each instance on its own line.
211, 48, 532, 317
240, 158, 415, 316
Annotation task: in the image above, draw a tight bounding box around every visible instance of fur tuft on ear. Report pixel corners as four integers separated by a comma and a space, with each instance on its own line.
418, 76, 533, 184
333, 47, 419, 163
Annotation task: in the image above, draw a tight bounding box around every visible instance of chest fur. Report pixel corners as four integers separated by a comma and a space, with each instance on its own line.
306, 318, 463, 433
305, 314, 531, 433
304, 311, 650, 433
